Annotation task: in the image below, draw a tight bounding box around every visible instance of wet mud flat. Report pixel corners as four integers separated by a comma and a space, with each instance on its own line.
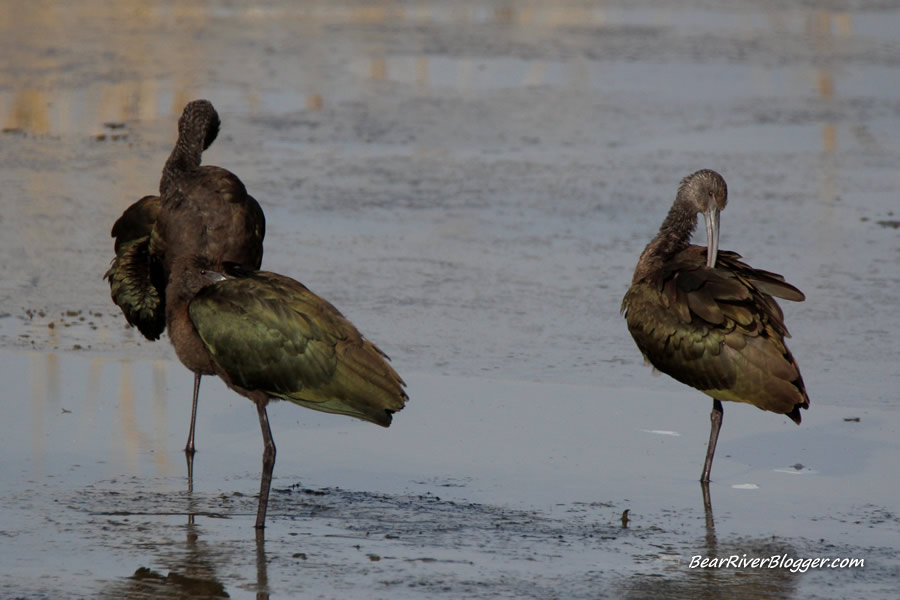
2, 0, 900, 598
2, 354, 899, 598
39, 485, 899, 599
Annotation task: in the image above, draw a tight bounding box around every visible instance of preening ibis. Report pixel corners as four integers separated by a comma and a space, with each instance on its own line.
621, 169, 809, 482
105, 99, 266, 455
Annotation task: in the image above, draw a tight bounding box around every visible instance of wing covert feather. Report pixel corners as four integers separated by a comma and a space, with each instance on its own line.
189, 271, 406, 426
622, 245, 808, 418
105, 195, 166, 340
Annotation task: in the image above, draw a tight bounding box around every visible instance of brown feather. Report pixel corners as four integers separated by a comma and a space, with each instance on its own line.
623, 243, 809, 419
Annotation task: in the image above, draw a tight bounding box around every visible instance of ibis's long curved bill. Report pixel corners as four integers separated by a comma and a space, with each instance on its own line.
704, 208, 720, 268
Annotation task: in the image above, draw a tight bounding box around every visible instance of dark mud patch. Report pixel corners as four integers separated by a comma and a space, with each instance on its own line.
0, 303, 171, 358
69, 481, 628, 551
14, 482, 886, 599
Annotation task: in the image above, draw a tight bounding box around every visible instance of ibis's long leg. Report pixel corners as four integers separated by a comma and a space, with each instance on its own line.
185, 373, 202, 454
701, 399, 724, 483
255, 402, 277, 529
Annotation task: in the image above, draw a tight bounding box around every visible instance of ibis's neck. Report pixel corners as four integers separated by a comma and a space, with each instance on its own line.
160, 136, 204, 197
632, 200, 697, 284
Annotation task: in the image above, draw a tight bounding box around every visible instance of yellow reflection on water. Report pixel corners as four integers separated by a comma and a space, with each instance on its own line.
807, 8, 853, 216
118, 360, 141, 473
0, 0, 621, 136
24, 351, 176, 478
809, 9, 852, 156
151, 360, 173, 474
0, 2, 210, 135
4, 89, 51, 134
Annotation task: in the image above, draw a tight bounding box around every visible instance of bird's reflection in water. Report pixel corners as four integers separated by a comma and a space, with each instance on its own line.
186, 451, 195, 495
99, 504, 270, 599
185, 450, 268, 599
100, 526, 228, 598
701, 480, 716, 546
255, 529, 270, 600
612, 483, 801, 599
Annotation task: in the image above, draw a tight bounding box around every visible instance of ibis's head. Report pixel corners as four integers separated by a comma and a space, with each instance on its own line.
677, 169, 727, 268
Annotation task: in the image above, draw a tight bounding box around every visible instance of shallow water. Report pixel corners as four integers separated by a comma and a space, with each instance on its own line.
1, 352, 898, 598
1, 0, 899, 598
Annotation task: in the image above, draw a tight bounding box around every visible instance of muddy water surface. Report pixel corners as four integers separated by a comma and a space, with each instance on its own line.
1, 1, 899, 598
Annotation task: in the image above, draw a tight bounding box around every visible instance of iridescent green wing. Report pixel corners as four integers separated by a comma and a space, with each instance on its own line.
189, 271, 406, 426
105, 195, 166, 340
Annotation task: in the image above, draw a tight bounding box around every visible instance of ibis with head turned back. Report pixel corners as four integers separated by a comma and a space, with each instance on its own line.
168, 258, 408, 529
105, 99, 266, 456
621, 169, 809, 482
